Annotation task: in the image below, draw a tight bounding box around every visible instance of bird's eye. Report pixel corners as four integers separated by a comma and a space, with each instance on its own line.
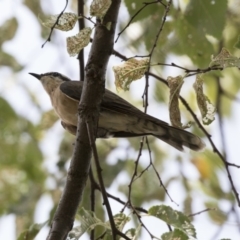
52, 72, 59, 77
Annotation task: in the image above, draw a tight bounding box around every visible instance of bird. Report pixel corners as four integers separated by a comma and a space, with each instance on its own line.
29, 72, 205, 151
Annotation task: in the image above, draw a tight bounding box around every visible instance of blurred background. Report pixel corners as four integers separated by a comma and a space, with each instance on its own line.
0, 0, 240, 239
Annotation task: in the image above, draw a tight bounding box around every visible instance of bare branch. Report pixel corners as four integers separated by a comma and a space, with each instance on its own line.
216, 78, 240, 206
89, 167, 96, 240
47, 1, 122, 239
115, 0, 161, 42
86, 121, 117, 240
145, 137, 178, 205
42, 0, 69, 48
77, 0, 85, 81
188, 208, 215, 218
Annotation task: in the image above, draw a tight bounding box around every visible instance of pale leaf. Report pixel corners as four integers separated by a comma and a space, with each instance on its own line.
113, 58, 149, 91
40, 12, 79, 31
149, 205, 196, 238
193, 75, 216, 125
67, 208, 110, 239
67, 27, 92, 57
167, 76, 184, 128
209, 47, 240, 68
90, 0, 112, 18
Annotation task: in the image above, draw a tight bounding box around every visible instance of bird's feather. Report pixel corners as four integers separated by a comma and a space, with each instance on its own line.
60, 81, 205, 151
60, 81, 168, 125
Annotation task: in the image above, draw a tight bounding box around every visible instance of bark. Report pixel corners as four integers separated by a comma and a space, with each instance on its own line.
47, 1, 121, 239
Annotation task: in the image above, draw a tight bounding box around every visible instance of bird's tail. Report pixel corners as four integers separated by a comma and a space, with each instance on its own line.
153, 125, 205, 151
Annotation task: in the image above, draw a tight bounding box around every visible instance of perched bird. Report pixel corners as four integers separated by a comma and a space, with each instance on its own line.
29, 72, 205, 151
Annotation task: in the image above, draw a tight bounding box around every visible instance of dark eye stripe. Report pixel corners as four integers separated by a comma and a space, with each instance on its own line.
42, 72, 59, 77
42, 72, 71, 81
52, 72, 59, 77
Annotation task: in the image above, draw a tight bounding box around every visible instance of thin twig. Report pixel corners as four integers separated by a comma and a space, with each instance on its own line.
115, 0, 161, 42
231, 205, 240, 233
122, 137, 145, 213
145, 71, 240, 206
42, 0, 69, 48
226, 162, 240, 168
79, 14, 96, 25
216, 79, 240, 206
144, 0, 172, 113
145, 137, 178, 206
145, 137, 174, 231
155, 62, 223, 77
188, 208, 215, 218
89, 167, 96, 240
86, 121, 131, 240
86, 121, 117, 239
112, 51, 237, 171
125, 4, 169, 198
107, 192, 148, 213
210, 206, 233, 240
77, 0, 85, 81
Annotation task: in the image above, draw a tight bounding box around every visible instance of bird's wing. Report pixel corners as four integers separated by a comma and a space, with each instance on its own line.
60, 81, 205, 151
60, 81, 83, 101
60, 81, 169, 126
61, 121, 77, 135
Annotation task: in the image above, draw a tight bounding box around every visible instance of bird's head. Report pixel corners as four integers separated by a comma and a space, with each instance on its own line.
29, 72, 71, 94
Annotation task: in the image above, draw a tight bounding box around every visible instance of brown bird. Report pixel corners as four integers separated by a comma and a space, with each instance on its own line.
29, 72, 205, 151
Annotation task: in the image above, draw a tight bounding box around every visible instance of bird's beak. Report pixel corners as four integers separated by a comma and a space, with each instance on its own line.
29, 73, 41, 80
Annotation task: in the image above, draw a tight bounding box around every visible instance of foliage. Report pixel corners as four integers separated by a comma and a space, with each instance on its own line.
17, 221, 48, 240
0, 0, 240, 239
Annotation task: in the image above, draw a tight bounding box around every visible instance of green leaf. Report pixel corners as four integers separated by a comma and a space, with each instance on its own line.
17, 221, 48, 240
122, 225, 141, 240
184, 0, 227, 39
103, 231, 113, 240
234, 35, 240, 49
0, 97, 45, 215
68, 208, 110, 239
148, 205, 196, 238
204, 202, 228, 224
0, 50, 23, 71
104, 213, 131, 240
112, 213, 131, 231
124, 0, 163, 23
124, 228, 136, 239
161, 228, 189, 240
39, 109, 59, 130
119, 162, 166, 206
173, 17, 213, 67
0, 17, 18, 45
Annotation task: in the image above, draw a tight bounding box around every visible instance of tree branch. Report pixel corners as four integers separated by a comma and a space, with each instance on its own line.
77, 0, 85, 81
47, 1, 122, 239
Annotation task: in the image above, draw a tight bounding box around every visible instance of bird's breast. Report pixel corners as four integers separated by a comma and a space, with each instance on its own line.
50, 88, 79, 126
